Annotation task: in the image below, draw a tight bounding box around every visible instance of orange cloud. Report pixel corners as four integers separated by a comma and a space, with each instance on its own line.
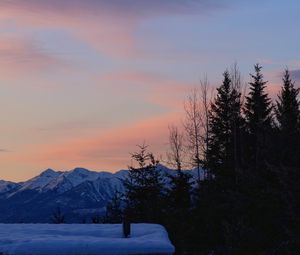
1, 111, 181, 179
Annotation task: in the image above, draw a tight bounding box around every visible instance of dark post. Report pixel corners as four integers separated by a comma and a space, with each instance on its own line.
123, 210, 131, 238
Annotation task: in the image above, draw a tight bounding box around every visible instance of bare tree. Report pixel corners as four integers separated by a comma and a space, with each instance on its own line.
184, 78, 212, 181
184, 88, 202, 181
230, 62, 241, 91
167, 125, 185, 172
230, 62, 247, 106
230, 62, 248, 107
199, 75, 213, 171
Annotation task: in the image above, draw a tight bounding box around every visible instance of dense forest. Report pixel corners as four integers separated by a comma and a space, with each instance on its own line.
103, 64, 300, 255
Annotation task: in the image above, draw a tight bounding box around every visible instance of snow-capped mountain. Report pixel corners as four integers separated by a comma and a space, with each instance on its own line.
0, 180, 20, 194
0, 165, 199, 223
42, 168, 102, 194
15, 169, 61, 193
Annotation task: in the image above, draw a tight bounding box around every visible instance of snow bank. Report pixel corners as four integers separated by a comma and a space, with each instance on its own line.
0, 223, 174, 255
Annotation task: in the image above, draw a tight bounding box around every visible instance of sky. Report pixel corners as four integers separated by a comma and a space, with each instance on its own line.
0, 0, 300, 181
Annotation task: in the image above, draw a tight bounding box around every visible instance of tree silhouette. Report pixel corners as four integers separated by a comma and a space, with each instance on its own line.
244, 64, 273, 168
105, 191, 123, 223
51, 207, 65, 224
275, 69, 300, 166
124, 144, 164, 223
207, 70, 242, 186
167, 125, 186, 172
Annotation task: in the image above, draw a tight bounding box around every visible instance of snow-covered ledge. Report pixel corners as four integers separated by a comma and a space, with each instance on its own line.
0, 223, 175, 255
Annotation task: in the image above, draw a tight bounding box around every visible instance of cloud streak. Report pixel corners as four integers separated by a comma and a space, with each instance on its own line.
6, 112, 181, 172
0, 0, 226, 17
0, 35, 66, 79
99, 70, 194, 109
0, 0, 228, 59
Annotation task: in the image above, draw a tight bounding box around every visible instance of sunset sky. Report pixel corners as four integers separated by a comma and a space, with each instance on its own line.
0, 0, 299, 181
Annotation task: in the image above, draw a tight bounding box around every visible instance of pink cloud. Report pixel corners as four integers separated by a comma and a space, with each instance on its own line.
0, 2, 140, 58
146, 79, 195, 109
0, 1, 227, 60
0, 1, 224, 19
101, 72, 161, 84
99, 71, 195, 108
0, 35, 65, 79
4, 111, 181, 175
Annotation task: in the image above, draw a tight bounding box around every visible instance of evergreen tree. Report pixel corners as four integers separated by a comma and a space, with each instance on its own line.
51, 207, 65, 224
241, 65, 290, 254
105, 191, 123, 223
244, 64, 273, 168
273, 70, 300, 251
124, 144, 165, 223
275, 69, 300, 166
207, 70, 242, 185
195, 71, 244, 254
166, 171, 192, 254
167, 172, 191, 216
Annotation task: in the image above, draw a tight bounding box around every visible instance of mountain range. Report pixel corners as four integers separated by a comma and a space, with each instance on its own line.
0, 165, 200, 223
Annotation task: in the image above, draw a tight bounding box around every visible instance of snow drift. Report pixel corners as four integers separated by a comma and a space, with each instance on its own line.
0, 223, 175, 255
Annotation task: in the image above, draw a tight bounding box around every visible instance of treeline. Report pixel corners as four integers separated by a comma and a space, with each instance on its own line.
105, 64, 300, 255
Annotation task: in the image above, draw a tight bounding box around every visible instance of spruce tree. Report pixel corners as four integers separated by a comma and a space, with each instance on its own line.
199, 71, 244, 254
51, 207, 65, 224
207, 70, 242, 185
275, 69, 300, 166
105, 191, 123, 223
165, 171, 192, 254
242, 65, 288, 254
244, 64, 273, 168
124, 144, 164, 223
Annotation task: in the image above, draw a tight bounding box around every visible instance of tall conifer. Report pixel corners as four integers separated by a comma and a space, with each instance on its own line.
207, 71, 242, 185
275, 69, 300, 165
124, 144, 164, 223
244, 64, 273, 168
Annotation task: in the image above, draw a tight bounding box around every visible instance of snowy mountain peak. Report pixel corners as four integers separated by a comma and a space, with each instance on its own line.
40, 168, 60, 178
65, 168, 100, 183
41, 168, 102, 194
71, 167, 91, 173
0, 180, 20, 194
16, 169, 61, 192
68, 168, 97, 179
